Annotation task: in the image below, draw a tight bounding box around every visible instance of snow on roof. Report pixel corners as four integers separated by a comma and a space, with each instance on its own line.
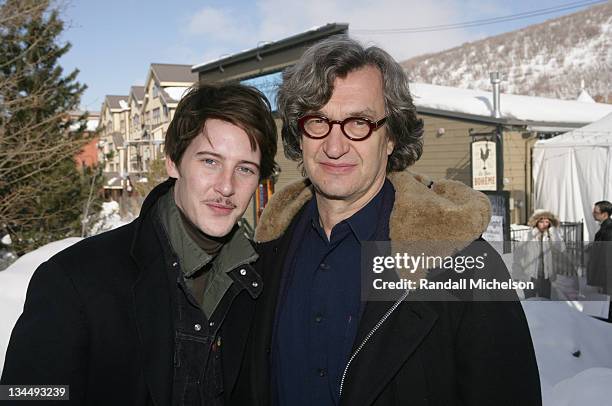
118, 100, 129, 110
86, 119, 99, 132
410, 83, 612, 126
536, 112, 612, 147
164, 86, 190, 102
68, 118, 100, 132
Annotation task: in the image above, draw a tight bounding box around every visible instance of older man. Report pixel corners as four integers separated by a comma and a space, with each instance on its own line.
2, 83, 277, 405
233, 36, 541, 406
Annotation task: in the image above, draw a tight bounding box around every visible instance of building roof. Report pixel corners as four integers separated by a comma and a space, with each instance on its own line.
151, 63, 197, 84
191, 23, 348, 82
111, 132, 125, 147
130, 86, 145, 101
103, 172, 123, 189
410, 82, 612, 129
104, 95, 129, 111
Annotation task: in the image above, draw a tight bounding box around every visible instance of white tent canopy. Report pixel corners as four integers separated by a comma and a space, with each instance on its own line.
533, 113, 612, 241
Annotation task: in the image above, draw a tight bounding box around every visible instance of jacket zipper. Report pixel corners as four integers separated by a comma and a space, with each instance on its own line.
338, 289, 411, 398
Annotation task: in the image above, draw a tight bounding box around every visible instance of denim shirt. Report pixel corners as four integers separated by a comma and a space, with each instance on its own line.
156, 190, 259, 405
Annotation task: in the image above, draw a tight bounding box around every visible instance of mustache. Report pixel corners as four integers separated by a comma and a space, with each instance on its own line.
202, 198, 236, 209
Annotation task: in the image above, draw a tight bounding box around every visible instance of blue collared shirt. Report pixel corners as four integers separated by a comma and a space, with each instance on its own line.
273, 180, 392, 406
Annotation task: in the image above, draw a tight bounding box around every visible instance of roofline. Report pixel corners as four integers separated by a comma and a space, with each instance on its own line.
191, 23, 349, 73
416, 107, 590, 130
128, 86, 145, 102
151, 62, 193, 68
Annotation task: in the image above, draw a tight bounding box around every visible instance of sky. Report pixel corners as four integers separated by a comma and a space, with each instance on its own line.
56, 0, 605, 111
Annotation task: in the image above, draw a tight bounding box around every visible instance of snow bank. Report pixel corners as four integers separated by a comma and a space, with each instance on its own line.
87, 200, 130, 235
0, 238, 81, 374
522, 300, 612, 405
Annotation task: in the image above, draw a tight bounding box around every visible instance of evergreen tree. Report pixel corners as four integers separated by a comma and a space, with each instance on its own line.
0, 0, 101, 254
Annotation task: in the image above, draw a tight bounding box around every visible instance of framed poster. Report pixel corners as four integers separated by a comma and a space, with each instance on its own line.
471, 140, 497, 191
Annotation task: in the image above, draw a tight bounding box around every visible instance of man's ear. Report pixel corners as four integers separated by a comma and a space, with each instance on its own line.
166, 156, 180, 179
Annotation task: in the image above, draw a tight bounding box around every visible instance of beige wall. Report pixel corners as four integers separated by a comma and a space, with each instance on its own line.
410, 113, 534, 224
410, 114, 496, 184
141, 73, 191, 166
271, 118, 303, 191
502, 131, 537, 224
99, 103, 128, 173
127, 97, 144, 173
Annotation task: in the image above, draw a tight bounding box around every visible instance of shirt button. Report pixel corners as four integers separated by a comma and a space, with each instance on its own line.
318, 368, 327, 377
172, 262, 178, 267
252, 281, 259, 288
315, 314, 323, 323
240, 268, 247, 276
194, 324, 202, 331
319, 263, 330, 271
209, 321, 215, 327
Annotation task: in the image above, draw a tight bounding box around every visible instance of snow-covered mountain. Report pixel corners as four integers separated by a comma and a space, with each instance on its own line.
402, 2, 612, 103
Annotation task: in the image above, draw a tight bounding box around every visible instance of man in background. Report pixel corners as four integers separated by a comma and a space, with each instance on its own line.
588, 200, 612, 320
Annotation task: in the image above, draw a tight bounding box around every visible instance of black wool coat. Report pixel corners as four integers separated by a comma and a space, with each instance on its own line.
587, 218, 612, 292
1, 180, 259, 406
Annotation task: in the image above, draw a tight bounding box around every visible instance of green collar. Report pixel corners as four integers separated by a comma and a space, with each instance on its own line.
157, 188, 258, 318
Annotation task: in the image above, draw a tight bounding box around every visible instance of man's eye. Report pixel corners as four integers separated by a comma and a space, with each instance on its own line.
353, 119, 368, 126
237, 166, 256, 175
308, 118, 326, 125
203, 158, 217, 166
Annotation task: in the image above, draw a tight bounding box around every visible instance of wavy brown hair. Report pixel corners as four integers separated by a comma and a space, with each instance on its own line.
277, 35, 423, 172
164, 83, 277, 179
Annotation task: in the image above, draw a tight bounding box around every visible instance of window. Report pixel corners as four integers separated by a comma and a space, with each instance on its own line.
163, 105, 168, 119
153, 108, 160, 124
240, 71, 282, 111
120, 119, 125, 132
152, 84, 159, 98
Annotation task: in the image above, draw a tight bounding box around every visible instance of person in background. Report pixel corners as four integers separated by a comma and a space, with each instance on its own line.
516, 210, 566, 299
588, 200, 612, 321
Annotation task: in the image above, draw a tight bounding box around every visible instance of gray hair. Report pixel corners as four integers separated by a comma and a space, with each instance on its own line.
276, 35, 424, 172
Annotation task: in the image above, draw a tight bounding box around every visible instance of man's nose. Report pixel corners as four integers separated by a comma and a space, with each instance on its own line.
322, 124, 350, 159
214, 168, 235, 197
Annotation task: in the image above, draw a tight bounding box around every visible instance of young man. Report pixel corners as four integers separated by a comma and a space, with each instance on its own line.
234, 36, 541, 406
1, 83, 277, 405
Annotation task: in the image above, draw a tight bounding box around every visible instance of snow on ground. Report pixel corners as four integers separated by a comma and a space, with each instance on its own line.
0, 238, 81, 373
1, 241, 612, 405
522, 300, 612, 405
87, 200, 130, 235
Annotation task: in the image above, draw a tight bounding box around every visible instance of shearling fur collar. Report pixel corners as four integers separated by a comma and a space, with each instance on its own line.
255, 171, 491, 252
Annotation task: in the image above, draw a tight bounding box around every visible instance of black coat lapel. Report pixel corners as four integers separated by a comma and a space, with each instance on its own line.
131, 199, 175, 406
341, 300, 438, 406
